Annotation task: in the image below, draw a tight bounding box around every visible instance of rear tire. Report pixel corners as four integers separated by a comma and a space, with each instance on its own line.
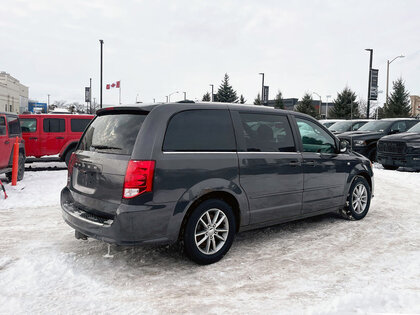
183, 199, 236, 265
340, 176, 371, 220
6, 152, 25, 182
382, 164, 399, 170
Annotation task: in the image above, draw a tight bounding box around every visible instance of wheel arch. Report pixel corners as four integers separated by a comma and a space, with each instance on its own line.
177, 190, 243, 241
60, 141, 78, 160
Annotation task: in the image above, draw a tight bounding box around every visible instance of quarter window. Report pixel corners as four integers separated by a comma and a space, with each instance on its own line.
71, 119, 91, 132
163, 110, 236, 152
21, 118, 37, 133
296, 118, 336, 153
0, 117, 6, 136
390, 121, 407, 133
238, 113, 295, 152
43, 118, 65, 133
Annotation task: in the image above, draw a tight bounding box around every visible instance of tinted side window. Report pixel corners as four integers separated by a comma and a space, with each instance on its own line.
163, 110, 236, 152
0, 117, 6, 136
352, 122, 365, 130
6, 116, 21, 135
43, 118, 65, 133
238, 113, 295, 152
21, 118, 37, 133
296, 118, 336, 153
71, 119, 91, 132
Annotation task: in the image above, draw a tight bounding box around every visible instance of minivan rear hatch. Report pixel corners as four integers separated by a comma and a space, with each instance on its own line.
69, 108, 150, 217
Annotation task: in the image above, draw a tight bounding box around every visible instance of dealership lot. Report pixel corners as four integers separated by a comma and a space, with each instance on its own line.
0, 165, 419, 314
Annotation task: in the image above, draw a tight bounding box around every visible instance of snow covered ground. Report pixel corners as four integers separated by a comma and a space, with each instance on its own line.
0, 164, 419, 314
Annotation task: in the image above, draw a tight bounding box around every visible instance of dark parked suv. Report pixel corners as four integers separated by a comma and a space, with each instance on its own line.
61, 103, 374, 264
377, 122, 420, 170
338, 118, 419, 161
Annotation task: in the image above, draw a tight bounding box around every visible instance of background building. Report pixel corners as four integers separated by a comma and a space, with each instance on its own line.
410, 95, 420, 117
0, 72, 29, 113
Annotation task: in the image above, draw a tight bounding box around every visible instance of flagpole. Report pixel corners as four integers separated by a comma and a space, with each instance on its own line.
119, 80, 121, 105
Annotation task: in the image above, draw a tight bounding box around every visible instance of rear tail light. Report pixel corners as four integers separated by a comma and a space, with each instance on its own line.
67, 153, 76, 186
123, 160, 155, 198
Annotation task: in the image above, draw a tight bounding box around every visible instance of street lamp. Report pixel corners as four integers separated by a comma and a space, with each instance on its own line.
209, 84, 214, 102
365, 48, 373, 119
312, 92, 322, 116
386, 55, 405, 107
168, 91, 179, 102
183, 92, 186, 100
259, 73, 264, 102
99, 39, 104, 109
326, 95, 331, 119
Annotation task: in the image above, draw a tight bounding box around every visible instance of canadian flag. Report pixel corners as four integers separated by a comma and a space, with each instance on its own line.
106, 81, 120, 89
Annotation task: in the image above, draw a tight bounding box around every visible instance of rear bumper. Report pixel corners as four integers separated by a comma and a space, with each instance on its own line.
377, 153, 420, 169
60, 187, 178, 245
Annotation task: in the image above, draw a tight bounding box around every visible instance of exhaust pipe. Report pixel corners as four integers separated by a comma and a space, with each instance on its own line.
75, 230, 88, 240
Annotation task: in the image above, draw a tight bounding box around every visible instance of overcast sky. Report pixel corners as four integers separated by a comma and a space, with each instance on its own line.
1, 0, 419, 108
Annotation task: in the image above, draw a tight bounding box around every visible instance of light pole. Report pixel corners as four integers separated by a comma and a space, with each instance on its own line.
209, 84, 214, 102
312, 92, 322, 116
99, 39, 104, 109
386, 55, 405, 107
259, 73, 264, 101
183, 92, 186, 100
326, 95, 331, 119
168, 91, 179, 102
47, 94, 50, 107
365, 48, 373, 119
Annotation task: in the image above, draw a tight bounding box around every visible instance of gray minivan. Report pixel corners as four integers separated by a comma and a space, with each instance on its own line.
61, 103, 374, 264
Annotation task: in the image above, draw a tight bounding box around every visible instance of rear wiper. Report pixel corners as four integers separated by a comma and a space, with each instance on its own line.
90, 145, 122, 151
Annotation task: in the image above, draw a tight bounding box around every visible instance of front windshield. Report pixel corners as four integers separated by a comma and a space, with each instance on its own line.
407, 122, 420, 133
358, 121, 391, 132
329, 121, 353, 132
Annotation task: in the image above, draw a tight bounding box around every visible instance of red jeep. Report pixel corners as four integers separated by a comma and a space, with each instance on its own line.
0, 112, 25, 181
19, 114, 93, 165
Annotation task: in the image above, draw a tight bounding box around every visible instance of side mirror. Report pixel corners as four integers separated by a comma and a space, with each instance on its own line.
339, 140, 349, 153
389, 129, 400, 134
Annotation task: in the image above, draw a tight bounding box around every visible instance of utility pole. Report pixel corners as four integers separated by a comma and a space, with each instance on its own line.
209, 84, 214, 102
259, 73, 264, 101
99, 39, 104, 109
326, 95, 331, 119
365, 49, 373, 119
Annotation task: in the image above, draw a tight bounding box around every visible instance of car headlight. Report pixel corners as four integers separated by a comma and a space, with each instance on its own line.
354, 140, 367, 146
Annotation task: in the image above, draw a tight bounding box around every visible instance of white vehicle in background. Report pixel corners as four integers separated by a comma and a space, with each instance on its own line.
318, 119, 345, 129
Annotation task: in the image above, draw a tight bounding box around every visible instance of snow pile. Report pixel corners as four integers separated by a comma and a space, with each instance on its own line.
0, 165, 419, 314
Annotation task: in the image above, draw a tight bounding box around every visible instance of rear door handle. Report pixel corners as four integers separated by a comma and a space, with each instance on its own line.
29, 137, 38, 140
56, 137, 64, 139
4, 140, 10, 144
289, 161, 301, 167
306, 161, 316, 167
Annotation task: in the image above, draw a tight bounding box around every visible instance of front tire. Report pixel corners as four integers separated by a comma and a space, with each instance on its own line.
183, 199, 236, 265
340, 176, 371, 220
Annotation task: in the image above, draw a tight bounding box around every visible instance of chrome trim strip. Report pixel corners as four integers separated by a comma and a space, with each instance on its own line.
163, 151, 300, 155
63, 204, 113, 227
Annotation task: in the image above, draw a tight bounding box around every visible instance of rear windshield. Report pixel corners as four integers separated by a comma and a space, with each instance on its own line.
78, 113, 146, 155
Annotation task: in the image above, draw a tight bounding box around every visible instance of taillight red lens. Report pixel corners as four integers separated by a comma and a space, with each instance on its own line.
67, 153, 77, 186
123, 160, 155, 199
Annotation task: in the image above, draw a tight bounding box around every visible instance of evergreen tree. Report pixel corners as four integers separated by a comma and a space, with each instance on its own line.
274, 90, 284, 109
239, 94, 246, 104
254, 93, 262, 105
295, 93, 317, 118
383, 78, 411, 118
328, 87, 360, 119
202, 92, 211, 102
216, 73, 238, 103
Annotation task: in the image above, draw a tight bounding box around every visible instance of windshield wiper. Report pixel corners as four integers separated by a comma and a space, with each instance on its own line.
90, 145, 122, 151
